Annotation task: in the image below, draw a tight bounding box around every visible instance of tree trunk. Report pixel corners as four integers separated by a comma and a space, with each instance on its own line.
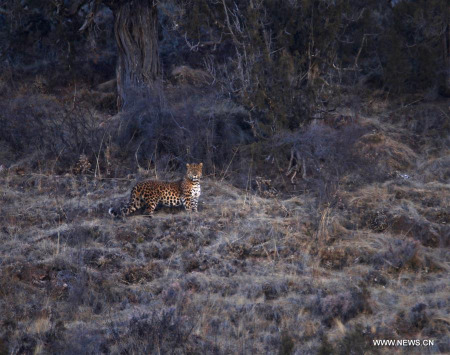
113, 0, 160, 108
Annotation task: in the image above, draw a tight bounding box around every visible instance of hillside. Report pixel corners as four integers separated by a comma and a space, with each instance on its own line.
1, 102, 448, 354
0, 0, 449, 353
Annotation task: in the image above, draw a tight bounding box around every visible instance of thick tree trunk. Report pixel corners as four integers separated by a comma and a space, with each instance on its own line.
113, 0, 160, 108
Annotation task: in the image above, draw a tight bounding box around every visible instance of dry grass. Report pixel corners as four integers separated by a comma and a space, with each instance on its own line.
0, 103, 449, 354
355, 132, 417, 174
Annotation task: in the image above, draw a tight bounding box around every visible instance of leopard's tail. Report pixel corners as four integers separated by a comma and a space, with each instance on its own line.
109, 197, 141, 217
108, 207, 120, 217
108, 204, 134, 217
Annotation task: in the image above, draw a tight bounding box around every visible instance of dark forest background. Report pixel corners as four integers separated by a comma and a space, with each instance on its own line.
0, 0, 448, 191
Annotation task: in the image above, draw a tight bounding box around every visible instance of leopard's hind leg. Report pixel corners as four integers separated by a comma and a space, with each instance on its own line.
143, 198, 157, 217
109, 187, 142, 217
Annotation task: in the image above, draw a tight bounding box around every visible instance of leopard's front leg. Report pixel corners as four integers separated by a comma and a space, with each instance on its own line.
183, 197, 193, 212
184, 197, 199, 212
191, 198, 198, 212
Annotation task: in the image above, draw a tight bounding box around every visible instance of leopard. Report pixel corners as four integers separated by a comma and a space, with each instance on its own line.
109, 163, 202, 217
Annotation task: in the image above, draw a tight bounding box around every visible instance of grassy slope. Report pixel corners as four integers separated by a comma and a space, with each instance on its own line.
0, 106, 449, 354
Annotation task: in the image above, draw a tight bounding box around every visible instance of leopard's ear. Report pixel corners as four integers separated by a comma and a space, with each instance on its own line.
186, 163, 190, 168
199, 163, 203, 168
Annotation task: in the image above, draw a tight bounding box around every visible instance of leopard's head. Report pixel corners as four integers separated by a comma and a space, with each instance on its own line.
186, 163, 203, 181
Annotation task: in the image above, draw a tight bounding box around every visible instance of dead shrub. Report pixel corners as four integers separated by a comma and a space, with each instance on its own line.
9, 334, 38, 355
72, 154, 92, 175
182, 254, 201, 273
277, 123, 370, 201
364, 270, 388, 286
262, 281, 288, 301
390, 104, 450, 149
313, 288, 372, 327
121, 262, 162, 285
108, 308, 197, 354
223, 241, 251, 259
372, 239, 423, 272
0, 94, 105, 171
170, 65, 213, 87
363, 209, 389, 232
144, 242, 175, 260
114, 88, 252, 174
354, 132, 417, 175
279, 330, 295, 355
394, 303, 429, 336
417, 155, 450, 183
319, 246, 350, 270
254, 303, 282, 323
52, 226, 105, 247
82, 249, 124, 270
333, 324, 376, 355
389, 213, 441, 247
79, 89, 117, 113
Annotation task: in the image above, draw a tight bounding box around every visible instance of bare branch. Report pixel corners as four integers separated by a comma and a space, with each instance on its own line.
79, 0, 100, 32
221, 0, 243, 47
184, 33, 200, 52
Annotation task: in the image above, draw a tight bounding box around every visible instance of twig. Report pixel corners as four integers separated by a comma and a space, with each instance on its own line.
220, 146, 239, 182
135, 140, 144, 171
384, 98, 425, 117
95, 130, 108, 178
221, 0, 243, 47
354, 34, 367, 69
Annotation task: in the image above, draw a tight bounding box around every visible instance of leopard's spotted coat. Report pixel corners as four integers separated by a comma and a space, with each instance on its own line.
109, 163, 202, 217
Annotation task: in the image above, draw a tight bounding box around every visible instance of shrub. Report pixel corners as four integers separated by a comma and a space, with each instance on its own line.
108, 307, 198, 353
113, 87, 253, 174
275, 122, 370, 201
0, 94, 105, 171
310, 287, 372, 327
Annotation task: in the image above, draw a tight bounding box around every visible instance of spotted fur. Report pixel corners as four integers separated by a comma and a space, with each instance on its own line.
109, 163, 203, 217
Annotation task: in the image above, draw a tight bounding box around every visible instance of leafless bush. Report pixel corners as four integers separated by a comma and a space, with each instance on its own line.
0, 1, 116, 88
108, 308, 198, 353
193, 0, 315, 135
277, 123, 370, 202
372, 238, 422, 271
394, 303, 429, 335
417, 155, 450, 183
321, 323, 376, 355
388, 213, 442, 248
114, 88, 253, 174
0, 94, 105, 171
311, 287, 371, 327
